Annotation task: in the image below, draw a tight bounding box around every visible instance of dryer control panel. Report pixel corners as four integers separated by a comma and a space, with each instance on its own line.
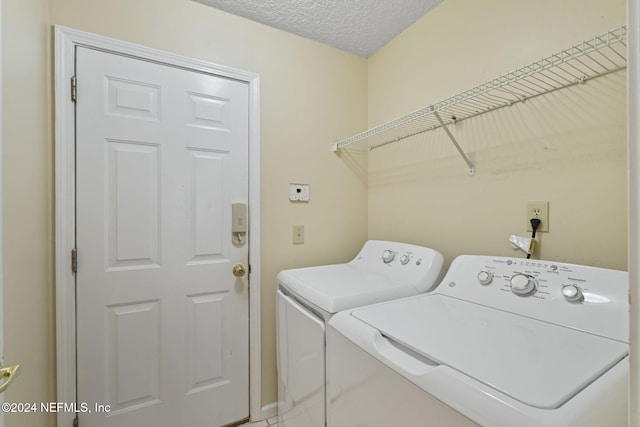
349, 240, 445, 293
435, 255, 629, 342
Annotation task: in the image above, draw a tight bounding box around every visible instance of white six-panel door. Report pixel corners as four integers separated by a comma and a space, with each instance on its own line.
75, 46, 249, 426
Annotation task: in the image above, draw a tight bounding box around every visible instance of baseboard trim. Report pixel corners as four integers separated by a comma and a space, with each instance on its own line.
253, 402, 277, 422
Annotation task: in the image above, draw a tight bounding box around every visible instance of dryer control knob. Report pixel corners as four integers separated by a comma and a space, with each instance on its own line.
382, 250, 395, 263
561, 284, 584, 303
477, 271, 493, 285
510, 274, 537, 296
399, 254, 410, 265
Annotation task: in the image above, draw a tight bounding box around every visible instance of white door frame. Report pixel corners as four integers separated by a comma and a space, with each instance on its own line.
0, 0, 4, 423
54, 25, 262, 427
629, 0, 640, 425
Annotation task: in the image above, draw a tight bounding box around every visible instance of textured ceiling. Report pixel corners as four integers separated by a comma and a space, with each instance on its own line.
194, 0, 444, 57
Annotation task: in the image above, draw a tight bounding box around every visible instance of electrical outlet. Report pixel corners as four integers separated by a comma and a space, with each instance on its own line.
292, 225, 305, 244
526, 201, 549, 232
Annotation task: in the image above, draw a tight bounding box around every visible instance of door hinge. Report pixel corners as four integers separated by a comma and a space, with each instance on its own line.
71, 76, 77, 103
71, 248, 78, 274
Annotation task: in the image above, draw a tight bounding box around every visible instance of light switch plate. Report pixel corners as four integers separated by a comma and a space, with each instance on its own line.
292, 225, 304, 244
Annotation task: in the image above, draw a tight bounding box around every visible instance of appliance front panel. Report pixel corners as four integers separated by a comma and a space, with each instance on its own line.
276, 290, 325, 427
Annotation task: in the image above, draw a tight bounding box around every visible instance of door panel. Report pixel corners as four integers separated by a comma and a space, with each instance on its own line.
107, 140, 160, 269
107, 301, 160, 411
188, 151, 225, 262
75, 46, 249, 426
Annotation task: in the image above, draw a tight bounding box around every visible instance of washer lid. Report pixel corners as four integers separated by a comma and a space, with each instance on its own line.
278, 264, 417, 314
351, 294, 629, 409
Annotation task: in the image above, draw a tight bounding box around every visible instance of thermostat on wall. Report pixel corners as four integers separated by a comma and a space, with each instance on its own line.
289, 183, 310, 202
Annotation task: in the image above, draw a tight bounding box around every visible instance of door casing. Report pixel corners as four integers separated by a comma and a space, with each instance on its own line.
0, 0, 4, 424
54, 25, 262, 427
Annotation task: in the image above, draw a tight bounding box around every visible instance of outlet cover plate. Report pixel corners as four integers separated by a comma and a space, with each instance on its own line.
526, 201, 549, 232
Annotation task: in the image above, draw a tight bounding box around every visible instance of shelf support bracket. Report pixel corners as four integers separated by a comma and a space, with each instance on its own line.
433, 110, 475, 176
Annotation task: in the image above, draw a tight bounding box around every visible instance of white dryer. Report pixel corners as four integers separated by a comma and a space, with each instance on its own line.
276, 240, 444, 427
327, 255, 629, 427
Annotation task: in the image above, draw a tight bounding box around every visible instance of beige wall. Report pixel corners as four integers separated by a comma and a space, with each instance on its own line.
367, 0, 628, 271
2, 0, 56, 426
2, 0, 367, 424
0, 0, 629, 426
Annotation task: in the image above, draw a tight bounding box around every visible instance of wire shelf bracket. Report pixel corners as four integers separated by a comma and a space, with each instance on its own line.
433, 110, 475, 176
331, 25, 628, 176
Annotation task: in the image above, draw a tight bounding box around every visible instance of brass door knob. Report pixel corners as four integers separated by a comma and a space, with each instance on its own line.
233, 264, 246, 277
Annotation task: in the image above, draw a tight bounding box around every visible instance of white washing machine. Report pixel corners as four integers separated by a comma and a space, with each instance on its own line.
327, 255, 629, 427
276, 240, 444, 427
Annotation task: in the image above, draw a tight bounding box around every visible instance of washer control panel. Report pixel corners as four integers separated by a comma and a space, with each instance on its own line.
464, 257, 620, 303
437, 255, 628, 342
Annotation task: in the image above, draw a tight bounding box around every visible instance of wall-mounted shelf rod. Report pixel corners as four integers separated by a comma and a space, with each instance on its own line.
331, 25, 627, 174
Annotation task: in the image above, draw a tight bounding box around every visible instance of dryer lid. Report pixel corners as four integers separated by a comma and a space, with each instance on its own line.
351, 294, 629, 409
278, 264, 418, 314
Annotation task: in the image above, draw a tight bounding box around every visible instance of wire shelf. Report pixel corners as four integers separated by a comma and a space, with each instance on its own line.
332, 25, 628, 161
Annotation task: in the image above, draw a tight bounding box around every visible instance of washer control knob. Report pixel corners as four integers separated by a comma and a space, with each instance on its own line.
561, 284, 584, 303
399, 254, 410, 265
477, 271, 493, 285
382, 250, 395, 263
510, 274, 537, 296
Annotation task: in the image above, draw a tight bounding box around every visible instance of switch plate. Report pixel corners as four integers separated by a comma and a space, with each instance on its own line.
289, 183, 310, 202
526, 201, 549, 232
292, 225, 305, 244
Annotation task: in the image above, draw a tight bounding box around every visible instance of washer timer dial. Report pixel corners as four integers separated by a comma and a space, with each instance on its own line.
510, 274, 537, 296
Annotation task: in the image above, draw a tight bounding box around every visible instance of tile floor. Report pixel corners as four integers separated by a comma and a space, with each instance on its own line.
239, 415, 280, 427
